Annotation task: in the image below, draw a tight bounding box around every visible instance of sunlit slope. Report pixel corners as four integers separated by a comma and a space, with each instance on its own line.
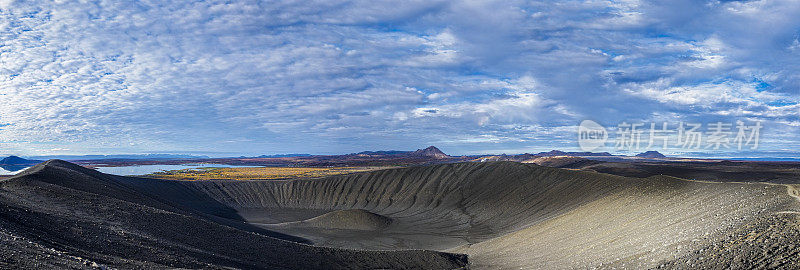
453, 178, 799, 269
141, 162, 800, 268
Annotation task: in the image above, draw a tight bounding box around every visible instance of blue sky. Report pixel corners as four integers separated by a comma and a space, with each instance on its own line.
1, 0, 799, 157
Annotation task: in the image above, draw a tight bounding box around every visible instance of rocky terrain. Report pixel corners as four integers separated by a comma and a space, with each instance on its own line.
0, 160, 466, 269
1, 159, 798, 269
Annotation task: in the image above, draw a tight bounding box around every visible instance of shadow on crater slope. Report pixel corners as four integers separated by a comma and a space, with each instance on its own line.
0, 160, 467, 269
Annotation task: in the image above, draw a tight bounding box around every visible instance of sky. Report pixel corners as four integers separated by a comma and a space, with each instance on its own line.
1, 0, 799, 157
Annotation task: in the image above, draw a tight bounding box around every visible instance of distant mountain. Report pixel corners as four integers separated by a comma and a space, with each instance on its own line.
636, 151, 666, 158
570, 152, 614, 157
536, 150, 568, 157
0, 156, 43, 165
353, 150, 409, 156
535, 150, 613, 157
256, 154, 312, 158
408, 146, 449, 159
346, 146, 449, 159
28, 154, 209, 161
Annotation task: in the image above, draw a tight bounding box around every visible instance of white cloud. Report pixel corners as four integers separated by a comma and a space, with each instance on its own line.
1, 0, 799, 156
409, 77, 561, 128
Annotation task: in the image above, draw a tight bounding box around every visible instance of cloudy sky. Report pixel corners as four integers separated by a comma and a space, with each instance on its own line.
1, 0, 799, 157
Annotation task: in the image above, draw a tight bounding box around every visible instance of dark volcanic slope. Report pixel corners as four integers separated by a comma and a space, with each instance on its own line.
128, 162, 637, 250
0, 160, 467, 269
579, 160, 800, 184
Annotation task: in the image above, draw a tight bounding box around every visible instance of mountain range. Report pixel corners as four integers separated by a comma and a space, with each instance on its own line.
351, 146, 449, 158
0, 156, 42, 165
26, 154, 209, 161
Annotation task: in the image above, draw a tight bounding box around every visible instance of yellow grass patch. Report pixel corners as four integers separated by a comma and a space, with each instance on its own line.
145, 166, 390, 180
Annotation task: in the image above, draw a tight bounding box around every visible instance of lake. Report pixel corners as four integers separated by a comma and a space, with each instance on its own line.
0, 165, 31, 175
1, 163, 260, 176
94, 164, 260, 176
